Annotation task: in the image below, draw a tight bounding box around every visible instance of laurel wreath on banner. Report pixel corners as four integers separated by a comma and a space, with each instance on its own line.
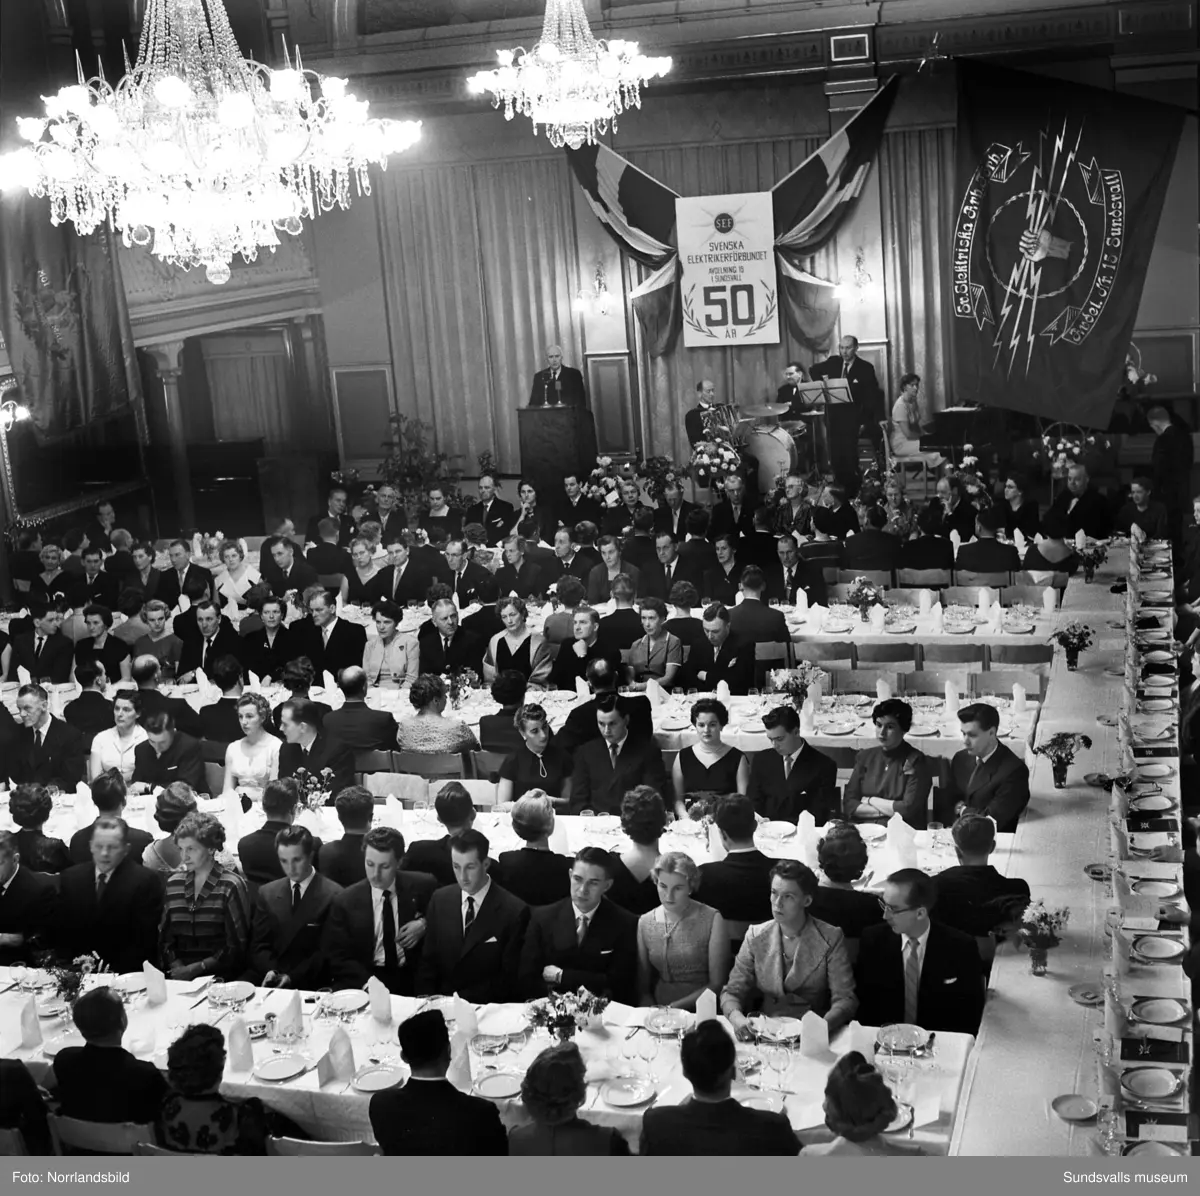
750, 287, 777, 336
681, 285, 719, 340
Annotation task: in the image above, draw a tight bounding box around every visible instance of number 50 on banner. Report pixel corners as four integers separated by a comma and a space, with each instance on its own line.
676, 191, 780, 347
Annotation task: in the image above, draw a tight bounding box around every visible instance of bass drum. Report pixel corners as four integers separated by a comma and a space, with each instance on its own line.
746, 424, 797, 496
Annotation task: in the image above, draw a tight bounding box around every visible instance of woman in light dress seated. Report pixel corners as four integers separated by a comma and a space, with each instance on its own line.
221, 692, 281, 799
805, 1052, 924, 1156
482, 597, 553, 688
212, 540, 260, 610
362, 598, 419, 689
89, 689, 148, 782
395, 673, 480, 754
888, 374, 946, 471
636, 851, 730, 1012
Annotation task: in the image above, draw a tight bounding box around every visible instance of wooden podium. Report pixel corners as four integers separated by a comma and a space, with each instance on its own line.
518, 405, 599, 494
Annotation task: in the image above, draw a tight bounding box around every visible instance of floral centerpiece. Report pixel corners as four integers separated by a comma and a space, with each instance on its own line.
39, 951, 106, 1005
1034, 731, 1093, 789
1078, 541, 1108, 583
293, 767, 335, 812
442, 668, 480, 710
378, 413, 465, 515
1051, 622, 1094, 671
1034, 426, 1110, 479
1017, 899, 1070, 975
845, 576, 886, 622
637, 456, 688, 504
584, 455, 637, 510
527, 987, 611, 1042
768, 663, 828, 709
688, 439, 742, 490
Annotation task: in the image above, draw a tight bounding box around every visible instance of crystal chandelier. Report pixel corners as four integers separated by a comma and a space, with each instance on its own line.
466, 0, 671, 150
0, 0, 421, 283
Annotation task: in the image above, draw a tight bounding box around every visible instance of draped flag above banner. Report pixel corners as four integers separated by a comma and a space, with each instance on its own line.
950, 61, 1185, 429
565, 76, 898, 356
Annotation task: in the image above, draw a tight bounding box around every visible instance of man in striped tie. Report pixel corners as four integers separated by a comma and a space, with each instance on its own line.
853, 869, 985, 1036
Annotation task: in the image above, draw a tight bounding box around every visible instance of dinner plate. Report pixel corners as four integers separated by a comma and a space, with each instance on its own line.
821, 622, 854, 635
1130, 794, 1175, 813
1067, 983, 1104, 1007
658, 719, 691, 732
757, 821, 797, 841
1139, 629, 1171, 642
36, 1000, 69, 1020
858, 823, 887, 842
884, 1103, 915, 1133
353, 1064, 407, 1093
740, 1091, 785, 1115
645, 1007, 691, 1036
324, 989, 370, 1014
1121, 1066, 1185, 1101
1139, 699, 1176, 712
819, 722, 859, 736
885, 623, 917, 635
1132, 879, 1181, 899
907, 723, 940, 738
476, 1008, 528, 1037
738, 722, 766, 735
752, 1015, 803, 1042
1143, 650, 1174, 664
253, 1056, 309, 1082
1051, 1094, 1097, 1122
40, 1030, 85, 1057
1124, 1142, 1189, 1157
1132, 936, 1187, 963
111, 973, 148, 995
944, 625, 975, 635
1136, 764, 1174, 779
209, 980, 255, 1005
1130, 997, 1190, 1025
601, 1077, 657, 1107
908, 696, 942, 710
877, 1024, 931, 1053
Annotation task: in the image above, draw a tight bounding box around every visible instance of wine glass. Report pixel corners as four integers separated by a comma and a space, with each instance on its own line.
764, 1043, 791, 1092
1097, 1107, 1121, 1156
636, 1031, 660, 1081
620, 1033, 641, 1076
927, 822, 945, 854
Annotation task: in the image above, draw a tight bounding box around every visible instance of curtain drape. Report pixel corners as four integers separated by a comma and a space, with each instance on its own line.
622, 137, 837, 463
376, 155, 583, 474
202, 340, 294, 453
879, 127, 956, 413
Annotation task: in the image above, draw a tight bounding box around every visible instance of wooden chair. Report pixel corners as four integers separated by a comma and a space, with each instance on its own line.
267, 1136, 378, 1156
200, 738, 229, 764
885, 588, 927, 606
1014, 570, 1069, 589
836, 569, 893, 587
753, 641, 792, 688
921, 643, 987, 670
990, 644, 1054, 668
363, 772, 429, 805
794, 642, 854, 671
354, 749, 395, 775
49, 1114, 154, 1155
393, 751, 467, 779
203, 761, 224, 796
471, 750, 508, 782
855, 642, 918, 671
973, 670, 1045, 701
1001, 585, 1054, 608
954, 570, 1012, 589
896, 568, 951, 589
880, 420, 932, 498
900, 670, 971, 697
821, 745, 860, 770
435, 777, 498, 809
826, 669, 898, 697
940, 587, 995, 608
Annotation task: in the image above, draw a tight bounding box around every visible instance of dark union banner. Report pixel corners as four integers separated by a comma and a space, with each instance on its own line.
950, 61, 1185, 429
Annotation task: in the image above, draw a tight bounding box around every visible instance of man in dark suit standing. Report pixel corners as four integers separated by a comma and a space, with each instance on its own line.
528, 344, 585, 408
52, 817, 162, 974
442, 540, 492, 608
418, 599, 485, 676
697, 796, 777, 937
639, 1021, 799, 1156
569, 693, 667, 814
464, 475, 516, 548
246, 825, 342, 989
1147, 404, 1194, 545
292, 589, 367, 681
940, 703, 1031, 834
676, 605, 756, 696
0, 831, 57, 965
556, 473, 602, 532
767, 534, 827, 607
747, 705, 837, 824
305, 520, 356, 579
131, 711, 206, 793
684, 379, 719, 447
810, 335, 884, 476
304, 486, 357, 549
320, 786, 374, 889
653, 480, 697, 541
6, 685, 86, 788
50, 987, 167, 1125
518, 847, 638, 1004
401, 784, 476, 888
369, 1010, 507, 1155
278, 699, 355, 800
728, 567, 790, 646
6, 601, 74, 684
237, 779, 323, 887
323, 667, 399, 752
240, 595, 295, 684
855, 869, 985, 1036
156, 541, 215, 611
324, 827, 437, 995
953, 508, 1021, 576
263, 536, 320, 600
416, 829, 529, 1003
555, 657, 654, 752
176, 601, 243, 683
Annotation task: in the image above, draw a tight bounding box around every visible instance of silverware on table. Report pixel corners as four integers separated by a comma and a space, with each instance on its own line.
625, 1025, 643, 1040
0, 982, 18, 996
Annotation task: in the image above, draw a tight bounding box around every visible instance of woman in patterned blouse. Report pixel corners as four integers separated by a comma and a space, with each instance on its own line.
159, 812, 250, 980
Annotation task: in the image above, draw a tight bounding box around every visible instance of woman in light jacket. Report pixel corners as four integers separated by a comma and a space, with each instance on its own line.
362, 599, 419, 689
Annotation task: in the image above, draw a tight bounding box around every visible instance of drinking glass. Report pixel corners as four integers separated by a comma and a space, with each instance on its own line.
580, 810, 595, 818
927, 822, 945, 854
747, 688, 760, 698
1097, 1108, 1121, 1156
620, 1034, 641, 1076
764, 1043, 791, 1091
636, 1032, 660, 1081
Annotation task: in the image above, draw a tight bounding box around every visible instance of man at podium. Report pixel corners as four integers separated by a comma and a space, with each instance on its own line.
528, 344, 586, 408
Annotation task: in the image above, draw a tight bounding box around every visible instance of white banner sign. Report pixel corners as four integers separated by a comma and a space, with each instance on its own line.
675, 191, 779, 347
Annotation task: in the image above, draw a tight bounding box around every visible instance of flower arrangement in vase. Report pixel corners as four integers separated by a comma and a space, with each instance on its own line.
845, 576, 886, 622
39, 951, 107, 1005
293, 767, 335, 812
442, 668, 480, 710
1077, 542, 1108, 583
527, 988, 611, 1042
637, 456, 688, 504
1033, 732, 1092, 789
1050, 622, 1094, 671
1018, 899, 1070, 975
688, 440, 742, 490
768, 663, 827, 710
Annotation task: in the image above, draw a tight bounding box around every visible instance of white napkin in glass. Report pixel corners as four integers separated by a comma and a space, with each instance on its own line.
707, 821, 727, 863
887, 813, 918, 869
977, 587, 990, 615
1013, 529, 1027, 554
19, 997, 42, 1049
796, 589, 809, 615
227, 1017, 254, 1072
1012, 683, 1027, 714
876, 678, 892, 700
798, 1010, 829, 1057
248, 671, 262, 689
367, 975, 392, 1023
716, 681, 731, 703
276, 990, 303, 1033
796, 811, 819, 869
949, 530, 961, 557
1075, 529, 1088, 551
575, 676, 590, 701
645, 678, 666, 708
453, 994, 479, 1037
222, 791, 242, 841
17, 666, 31, 685
943, 681, 958, 718
917, 589, 931, 615
799, 699, 815, 737
695, 989, 718, 1024
143, 961, 168, 1006
931, 606, 944, 633
322, 670, 337, 693
1042, 588, 1057, 613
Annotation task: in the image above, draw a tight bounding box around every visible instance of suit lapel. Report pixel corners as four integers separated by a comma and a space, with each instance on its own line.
461, 886, 497, 956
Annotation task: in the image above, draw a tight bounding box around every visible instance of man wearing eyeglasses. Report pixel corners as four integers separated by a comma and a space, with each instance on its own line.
853, 869, 984, 1036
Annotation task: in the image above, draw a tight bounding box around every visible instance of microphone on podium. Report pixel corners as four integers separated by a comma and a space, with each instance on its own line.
554, 377, 562, 406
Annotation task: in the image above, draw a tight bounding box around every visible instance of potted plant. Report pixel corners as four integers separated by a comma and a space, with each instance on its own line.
1034, 732, 1092, 789
1050, 622, 1094, 671
1018, 899, 1070, 975
378, 413, 465, 518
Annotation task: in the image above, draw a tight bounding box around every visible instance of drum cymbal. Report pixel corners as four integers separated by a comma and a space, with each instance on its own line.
742, 404, 790, 419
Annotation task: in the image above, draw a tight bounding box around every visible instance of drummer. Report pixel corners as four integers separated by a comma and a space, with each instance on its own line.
777, 362, 822, 474
777, 362, 810, 416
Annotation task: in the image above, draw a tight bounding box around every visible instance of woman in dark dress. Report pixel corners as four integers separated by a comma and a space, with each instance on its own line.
496, 704, 573, 806
478, 670, 528, 754
494, 792, 572, 907
1001, 473, 1040, 541
9, 784, 71, 873
808, 825, 883, 960
607, 786, 666, 917
345, 538, 388, 606
664, 580, 706, 654
482, 598, 552, 688
670, 699, 748, 820
74, 604, 132, 682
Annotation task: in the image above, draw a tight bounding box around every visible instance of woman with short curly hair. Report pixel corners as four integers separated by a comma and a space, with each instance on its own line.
806, 1051, 922, 1155
605, 786, 668, 916
8, 783, 70, 873
508, 1042, 630, 1155
482, 596, 553, 689
395, 674, 480, 754
809, 825, 884, 951
270, 656, 331, 734
159, 812, 249, 981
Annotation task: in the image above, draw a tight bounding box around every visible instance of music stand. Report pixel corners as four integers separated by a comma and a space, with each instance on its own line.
786, 379, 853, 475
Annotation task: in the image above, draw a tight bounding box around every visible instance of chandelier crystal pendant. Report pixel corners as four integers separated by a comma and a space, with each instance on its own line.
0, 0, 421, 283
467, 0, 671, 150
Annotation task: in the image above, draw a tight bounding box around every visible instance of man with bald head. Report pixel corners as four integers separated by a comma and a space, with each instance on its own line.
322, 666, 400, 752
528, 343, 586, 408
809, 334, 884, 479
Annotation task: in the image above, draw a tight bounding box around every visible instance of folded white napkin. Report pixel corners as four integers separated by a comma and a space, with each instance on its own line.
990, 604, 1005, 634
931, 606, 944, 633
548, 818, 571, 855
17, 666, 31, 685
645, 678, 666, 708
1075, 529, 1088, 551
1013, 529, 1027, 554
798, 1010, 829, 1057
575, 676, 590, 701
809, 679, 823, 708
977, 587, 990, 615
716, 681, 731, 703
143, 961, 168, 1006
887, 813, 918, 869
75, 793, 97, 831
276, 990, 303, 1034
382, 797, 405, 828
796, 811, 819, 869
222, 790, 242, 841
227, 1017, 255, 1072
733, 591, 744, 606
1042, 587, 1057, 613
177, 595, 191, 614
446, 1029, 473, 1090
19, 997, 41, 1049
707, 821, 727, 863
917, 589, 932, 615
949, 530, 961, 557
799, 699, 816, 737
876, 678, 892, 701
322, 670, 337, 693
869, 605, 886, 631
327, 1025, 356, 1080
367, 975, 392, 1023
796, 589, 809, 615
836, 1020, 875, 1064
1012, 683, 1027, 714
453, 994, 479, 1036
943, 681, 958, 718
695, 989, 718, 1024
248, 671, 262, 689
